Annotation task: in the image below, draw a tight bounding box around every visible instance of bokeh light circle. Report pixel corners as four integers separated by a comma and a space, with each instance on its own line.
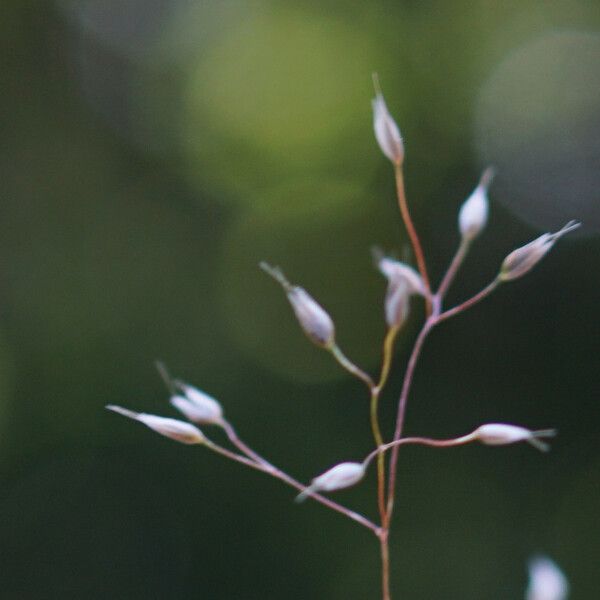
474, 31, 600, 234
181, 7, 390, 203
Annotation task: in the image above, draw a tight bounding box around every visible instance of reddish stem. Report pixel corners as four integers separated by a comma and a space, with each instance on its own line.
437, 280, 499, 323
385, 318, 435, 521
394, 165, 432, 314
215, 421, 379, 534
437, 237, 470, 300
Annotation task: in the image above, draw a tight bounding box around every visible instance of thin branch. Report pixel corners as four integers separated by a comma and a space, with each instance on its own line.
376, 326, 400, 394
436, 237, 471, 300
437, 279, 499, 324
370, 326, 399, 523
394, 164, 432, 314
364, 433, 478, 466
384, 278, 500, 526
330, 344, 375, 390
370, 387, 387, 523
385, 318, 435, 521
220, 420, 272, 468
208, 422, 379, 534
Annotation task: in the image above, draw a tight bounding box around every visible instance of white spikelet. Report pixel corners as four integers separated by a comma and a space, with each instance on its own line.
374, 251, 425, 328
106, 405, 205, 445
500, 221, 580, 281
260, 262, 335, 348
171, 382, 223, 425
372, 74, 404, 165
295, 461, 366, 503
475, 423, 556, 452
526, 556, 569, 600
458, 167, 494, 240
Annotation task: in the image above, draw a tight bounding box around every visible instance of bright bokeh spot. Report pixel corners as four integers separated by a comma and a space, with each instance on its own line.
182, 6, 390, 203
474, 31, 600, 234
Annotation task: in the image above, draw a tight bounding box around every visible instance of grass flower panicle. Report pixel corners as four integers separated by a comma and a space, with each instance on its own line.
106, 78, 578, 600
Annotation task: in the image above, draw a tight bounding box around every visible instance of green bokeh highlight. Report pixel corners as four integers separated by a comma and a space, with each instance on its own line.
181, 4, 393, 203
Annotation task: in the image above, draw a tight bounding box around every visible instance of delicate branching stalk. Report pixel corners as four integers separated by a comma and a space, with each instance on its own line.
437, 279, 500, 323
106, 78, 580, 600
365, 433, 479, 466
394, 164, 432, 314
437, 236, 471, 300
329, 344, 375, 390
386, 316, 435, 522
208, 423, 379, 532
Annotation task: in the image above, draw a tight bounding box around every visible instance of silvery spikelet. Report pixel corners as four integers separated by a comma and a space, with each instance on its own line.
384, 277, 411, 329
376, 255, 425, 297
475, 423, 556, 452
458, 167, 494, 241
287, 286, 335, 347
171, 382, 223, 425
375, 254, 424, 328
499, 221, 580, 281
526, 556, 569, 600
295, 461, 366, 503
260, 262, 335, 348
106, 405, 205, 444
372, 86, 404, 165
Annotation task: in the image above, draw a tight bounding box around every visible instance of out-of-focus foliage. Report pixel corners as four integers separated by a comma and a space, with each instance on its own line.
0, 1, 598, 598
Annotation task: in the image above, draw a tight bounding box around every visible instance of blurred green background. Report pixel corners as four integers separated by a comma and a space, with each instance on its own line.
1, 1, 599, 598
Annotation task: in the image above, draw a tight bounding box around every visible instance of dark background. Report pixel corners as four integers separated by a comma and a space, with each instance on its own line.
1, 1, 599, 598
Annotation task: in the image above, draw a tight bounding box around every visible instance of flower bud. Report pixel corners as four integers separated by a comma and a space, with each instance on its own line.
260, 262, 335, 348
384, 277, 410, 329
458, 167, 494, 240
371, 75, 404, 165
375, 254, 425, 297
526, 556, 569, 600
373, 251, 424, 328
295, 461, 366, 503
171, 382, 223, 425
475, 423, 556, 452
106, 404, 205, 444
499, 221, 580, 282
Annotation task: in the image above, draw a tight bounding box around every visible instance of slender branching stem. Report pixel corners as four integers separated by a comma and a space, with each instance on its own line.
220, 419, 272, 468
370, 387, 387, 519
437, 279, 500, 323
394, 164, 432, 314
377, 326, 400, 393
437, 237, 471, 300
370, 325, 399, 600
364, 433, 478, 466
370, 327, 399, 516
330, 344, 375, 390
204, 439, 265, 471
385, 318, 435, 522
204, 428, 380, 534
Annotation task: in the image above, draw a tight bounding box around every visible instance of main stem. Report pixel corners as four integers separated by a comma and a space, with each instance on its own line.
386, 318, 435, 521
381, 278, 497, 598
380, 531, 391, 600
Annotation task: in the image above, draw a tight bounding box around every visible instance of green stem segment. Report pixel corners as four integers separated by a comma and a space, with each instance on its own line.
330, 344, 375, 390
371, 326, 400, 600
